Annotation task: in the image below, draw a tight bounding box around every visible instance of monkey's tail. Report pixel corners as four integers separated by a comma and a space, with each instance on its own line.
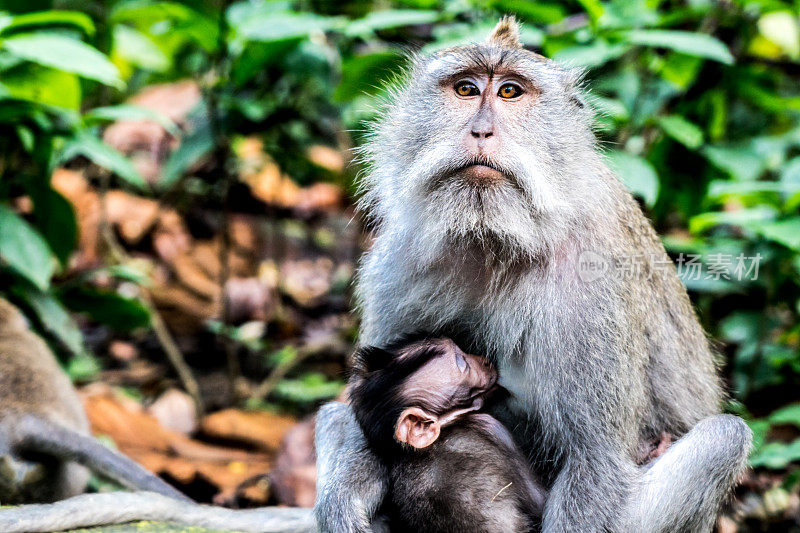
16, 416, 190, 502
0, 491, 317, 532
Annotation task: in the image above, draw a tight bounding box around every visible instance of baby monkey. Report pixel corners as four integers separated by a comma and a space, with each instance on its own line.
350, 337, 547, 533
0, 298, 187, 503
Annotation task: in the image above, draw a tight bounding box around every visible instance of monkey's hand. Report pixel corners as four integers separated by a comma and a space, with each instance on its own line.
314, 402, 388, 533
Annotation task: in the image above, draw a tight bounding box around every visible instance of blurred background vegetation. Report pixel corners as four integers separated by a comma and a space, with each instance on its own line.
0, 0, 799, 528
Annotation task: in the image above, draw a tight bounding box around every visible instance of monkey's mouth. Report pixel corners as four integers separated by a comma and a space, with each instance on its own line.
452, 162, 506, 187
459, 164, 505, 186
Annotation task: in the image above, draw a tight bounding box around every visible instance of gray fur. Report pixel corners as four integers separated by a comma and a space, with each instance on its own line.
624, 415, 752, 533
314, 403, 388, 533
315, 17, 751, 533
0, 492, 316, 533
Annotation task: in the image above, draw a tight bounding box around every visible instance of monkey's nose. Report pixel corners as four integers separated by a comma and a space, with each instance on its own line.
470, 128, 493, 139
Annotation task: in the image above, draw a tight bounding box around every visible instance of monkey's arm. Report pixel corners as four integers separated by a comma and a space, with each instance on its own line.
16, 415, 190, 502
314, 402, 388, 533
0, 492, 315, 533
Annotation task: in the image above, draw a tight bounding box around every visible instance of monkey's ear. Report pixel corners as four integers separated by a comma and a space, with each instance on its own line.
395, 407, 441, 449
487, 15, 521, 48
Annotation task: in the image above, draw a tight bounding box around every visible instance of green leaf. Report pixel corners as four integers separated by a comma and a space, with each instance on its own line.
0, 10, 95, 36
60, 287, 151, 332
0, 63, 80, 109
782, 157, 800, 183
111, 2, 218, 51
769, 404, 800, 428
272, 372, 345, 403
104, 264, 150, 285
231, 12, 342, 43
656, 115, 704, 149
553, 41, 631, 68
707, 180, 800, 199
719, 311, 760, 344
577, 0, 605, 23
702, 146, 766, 182
335, 51, 407, 102
84, 104, 178, 136
750, 439, 800, 469
689, 206, 778, 234
753, 218, 800, 251
747, 419, 770, 455
658, 53, 703, 89
346, 10, 439, 38
605, 151, 660, 207
490, 1, 566, 24
14, 287, 86, 357
111, 25, 170, 73
66, 352, 101, 381
27, 186, 77, 266
0, 204, 55, 290
625, 30, 734, 64
61, 132, 147, 190
160, 122, 213, 189
590, 96, 629, 120
2, 33, 124, 88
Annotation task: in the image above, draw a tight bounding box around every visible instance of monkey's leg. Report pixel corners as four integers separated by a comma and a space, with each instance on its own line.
314, 402, 389, 533
0, 492, 316, 533
623, 414, 752, 533
16, 415, 190, 502
543, 446, 638, 533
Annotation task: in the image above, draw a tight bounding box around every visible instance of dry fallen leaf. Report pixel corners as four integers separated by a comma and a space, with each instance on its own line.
105, 190, 160, 245
52, 168, 101, 268
103, 81, 202, 184
201, 409, 297, 452
81, 389, 275, 502
306, 144, 345, 173
279, 257, 335, 308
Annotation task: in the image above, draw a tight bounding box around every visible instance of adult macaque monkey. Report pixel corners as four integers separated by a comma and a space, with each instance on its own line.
0, 298, 187, 503
315, 16, 752, 533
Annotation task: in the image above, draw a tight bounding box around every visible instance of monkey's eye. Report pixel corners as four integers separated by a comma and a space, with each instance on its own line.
498, 83, 523, 99
454, 81, 479, 97
455, 354, 469, 373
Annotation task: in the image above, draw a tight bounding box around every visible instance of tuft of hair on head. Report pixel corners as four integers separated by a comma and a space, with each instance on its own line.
352, 345, 395, 376
486, 15, 521, 48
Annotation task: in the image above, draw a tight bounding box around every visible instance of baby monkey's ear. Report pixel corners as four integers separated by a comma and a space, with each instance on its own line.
395, 407, 441, 449
487, 15, 521, 48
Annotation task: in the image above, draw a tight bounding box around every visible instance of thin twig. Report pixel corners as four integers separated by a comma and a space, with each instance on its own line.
98, 201, 205, 416
139, 289, 205, 415
250, 336, 347, 402
249, 346, 315, 402
204, 0, 242, 402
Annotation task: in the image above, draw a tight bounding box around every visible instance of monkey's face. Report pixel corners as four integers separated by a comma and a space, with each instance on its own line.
400, 339, 498, 413
360, 26, 601, 259
394, 340, 498, 449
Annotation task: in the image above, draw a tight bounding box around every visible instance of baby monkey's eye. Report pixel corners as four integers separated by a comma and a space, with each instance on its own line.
455, 81, 479, 97
455, 354, 469, 373
498, 83, 523, 99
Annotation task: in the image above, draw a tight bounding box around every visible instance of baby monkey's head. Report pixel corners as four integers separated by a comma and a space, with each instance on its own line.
361, 16, 607, 260
350, 337, 497, 454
